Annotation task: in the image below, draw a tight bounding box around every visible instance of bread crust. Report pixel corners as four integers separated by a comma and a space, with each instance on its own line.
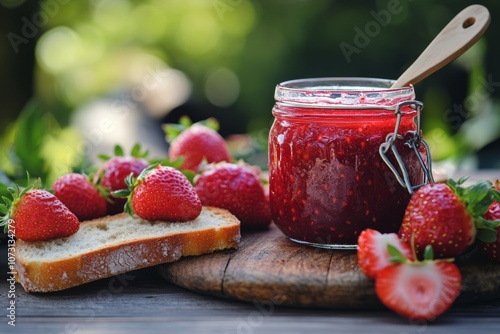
14, 207, 240, 292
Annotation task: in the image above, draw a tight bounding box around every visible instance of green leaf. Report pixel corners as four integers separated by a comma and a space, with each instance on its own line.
136, 163, 160, 181
98, 153, 111, 161
112, 189, 130, 198
151, 156, 185, 170
130, 143, 149, 158
179, 115, 192, 128
475, 216, 500, 230
124, 200, 134, 216
124, 172, 136, 190
387, 244, 407, 263
181, 170, 196, 185
99, 144, 150, 162
423, 245, 434, 261
492, 188, 500, 202
465, 180, 495, 216
162, 123, 185, 143
197, 117, 219, 131
114, 145, 125, 156
2, 196, 12, 207
476, 228, 498, 243
131, 143, 140, 157
447, 178, 460, 196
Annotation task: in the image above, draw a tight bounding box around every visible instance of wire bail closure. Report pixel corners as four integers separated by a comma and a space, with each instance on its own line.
379, 100, 434, 194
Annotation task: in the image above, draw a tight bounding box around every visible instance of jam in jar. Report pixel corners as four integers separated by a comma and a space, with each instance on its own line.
268, 78, 426, 249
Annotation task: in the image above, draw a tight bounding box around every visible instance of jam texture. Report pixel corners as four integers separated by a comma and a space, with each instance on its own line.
269, 107, 424, 246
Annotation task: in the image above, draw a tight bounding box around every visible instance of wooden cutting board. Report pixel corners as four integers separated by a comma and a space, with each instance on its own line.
159, 224, 500, 309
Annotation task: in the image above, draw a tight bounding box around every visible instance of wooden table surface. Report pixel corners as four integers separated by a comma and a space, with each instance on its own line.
1, 169, 499, 334
1, 266, 500, 334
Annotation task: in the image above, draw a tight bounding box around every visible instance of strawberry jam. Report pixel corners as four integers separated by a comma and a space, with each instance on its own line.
269, 78, 425, 249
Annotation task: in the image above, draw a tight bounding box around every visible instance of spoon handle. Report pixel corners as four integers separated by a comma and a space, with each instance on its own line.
391, 5, 490, 89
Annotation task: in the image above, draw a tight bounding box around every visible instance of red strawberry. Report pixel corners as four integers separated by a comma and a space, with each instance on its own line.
0, 186, 79, 242
398, 178, 499, 259
357, 228, 414, 279
480, 180, 500, 261
194, 162, 271, 229
117, 164, 202, 221
52, 173, 108, 221
164, 118, 231, 172
95, 156, 148, 214
376, 257, 461, 321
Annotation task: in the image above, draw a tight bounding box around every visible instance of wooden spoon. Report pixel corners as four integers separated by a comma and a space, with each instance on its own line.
391, 4, 490, 88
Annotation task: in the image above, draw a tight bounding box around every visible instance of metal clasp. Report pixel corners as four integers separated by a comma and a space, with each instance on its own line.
379, 100, 434, 194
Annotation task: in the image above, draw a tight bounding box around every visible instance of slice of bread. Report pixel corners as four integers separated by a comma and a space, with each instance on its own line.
14, 206, 240, 293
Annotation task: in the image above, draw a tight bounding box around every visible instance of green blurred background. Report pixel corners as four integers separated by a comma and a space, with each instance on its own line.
1, 0, 499, 189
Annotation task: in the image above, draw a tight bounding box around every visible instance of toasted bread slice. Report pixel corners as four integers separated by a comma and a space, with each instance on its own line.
14, 207, 240, 292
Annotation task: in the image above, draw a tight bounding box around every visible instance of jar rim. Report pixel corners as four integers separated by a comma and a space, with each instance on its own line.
275, 77, 415, 108
277, 77, 408, 91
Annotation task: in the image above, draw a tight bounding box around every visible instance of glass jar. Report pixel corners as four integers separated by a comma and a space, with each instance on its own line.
268, 78, 428, 249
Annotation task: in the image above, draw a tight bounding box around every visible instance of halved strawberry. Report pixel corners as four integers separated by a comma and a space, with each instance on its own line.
357, 228, 414, 279
375, 245, 461, 321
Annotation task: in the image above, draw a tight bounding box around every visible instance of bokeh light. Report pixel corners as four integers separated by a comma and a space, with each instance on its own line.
205, 68, 240, 107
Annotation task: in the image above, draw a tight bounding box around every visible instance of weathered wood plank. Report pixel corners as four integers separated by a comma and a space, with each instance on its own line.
3, 311, 500, 334
160, 224, 500, 309
1, 263, 500, 334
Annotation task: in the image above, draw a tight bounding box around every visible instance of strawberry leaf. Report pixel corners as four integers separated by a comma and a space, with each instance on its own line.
448, 178, 497, 220
114, 145, 125, 157
99, 144, 149, 162
464, 180, 494, 216
181, 170, 196, 185
115, 172, 141, 217
179, 115, 192, 128
162, 116, 221, 143
387, 244, 407, 263
131, 143, 149, 158
476, 228, 498, 243
493, 188, 500, 202
150, 156, 185, 170
475, 216, 500, 230
137, 163, 160, 181
196, 117, 219, 131
2, 196, 12, 207
162, 123, 185, 143
112, 189, 130, 198
447, 178, 463, 197
98, 153, 111, 161
423, 245, 434, 261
